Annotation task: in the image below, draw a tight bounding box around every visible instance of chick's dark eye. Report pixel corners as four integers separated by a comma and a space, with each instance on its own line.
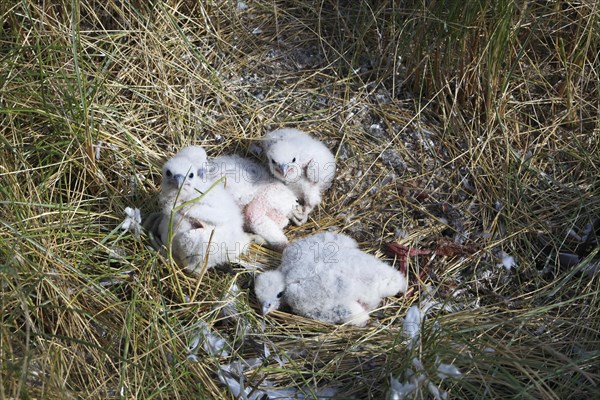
276, 291, 284, 298
166, 170, 172, 177
292, 157, 296, 163
271, 159, 276, 164
189, 172, 194, 178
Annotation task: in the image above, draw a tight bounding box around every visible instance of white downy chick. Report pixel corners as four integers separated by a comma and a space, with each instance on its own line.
244, 182, 299, 250
159, 146, 237, 228
158, 146, 251, 273
159, 145, 209, 217
208, 154, 304, 249
168, 216, 251, 273
262, 128, 336, 225
254, 232, 408, 326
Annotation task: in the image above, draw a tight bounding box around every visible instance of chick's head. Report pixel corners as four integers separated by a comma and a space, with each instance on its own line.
176, 145, 208, 166
254, 270, 285, 315
162, 146, 211, 191
266, 141, 302, 183
162, 156, 199, 190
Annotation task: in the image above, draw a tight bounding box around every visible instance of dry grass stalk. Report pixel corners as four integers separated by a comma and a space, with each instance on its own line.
1, 0, 598, 398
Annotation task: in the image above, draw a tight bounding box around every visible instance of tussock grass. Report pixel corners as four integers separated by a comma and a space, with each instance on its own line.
1, 0, 599, 398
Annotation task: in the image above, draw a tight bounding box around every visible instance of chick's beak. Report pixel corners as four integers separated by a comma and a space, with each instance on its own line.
172, 174, 185, 188
276, 163, 289, 177
261, 302, 277, 315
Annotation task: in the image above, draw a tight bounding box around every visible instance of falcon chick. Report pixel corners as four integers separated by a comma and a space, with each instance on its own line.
254, 232, 408, 326
159, 145, 209, 216
244, 182, 300, 250
158, 146, 251, 273
208, 154, 303, 249
262, 128, 336, 225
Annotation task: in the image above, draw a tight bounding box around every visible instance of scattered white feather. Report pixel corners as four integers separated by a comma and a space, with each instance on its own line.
186, 354, 200, 363
217, 367, 252, 399
188, 321, 229, 358
494, 201, 503, 211
389, 359, 457, 400
392, 304, 462, 400
567, 228, 583, 242
403, 305, 422, 349
262, 385, 339, 399
93, 140, 118, 160
218, 283, 241, 319
580, 219, 598, 243
411, 357, 426, 373
395, 228, 409, 239
218, 355, 339, 400
437, 363, 462, 380
427, 380, 447, 400
387, 376, 418, 400
496, 251, 517, 270
184, 315, 340, 399
94, 140, 103, 160
121, 207, 142, 239
214, 283, 254, 348
421, 284, 461, 315
583, 260, 600, 277
262, 342, 288, 368
262, 342, 271, 359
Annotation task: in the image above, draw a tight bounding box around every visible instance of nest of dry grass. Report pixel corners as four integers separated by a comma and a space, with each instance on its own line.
1, 1, 599, 399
